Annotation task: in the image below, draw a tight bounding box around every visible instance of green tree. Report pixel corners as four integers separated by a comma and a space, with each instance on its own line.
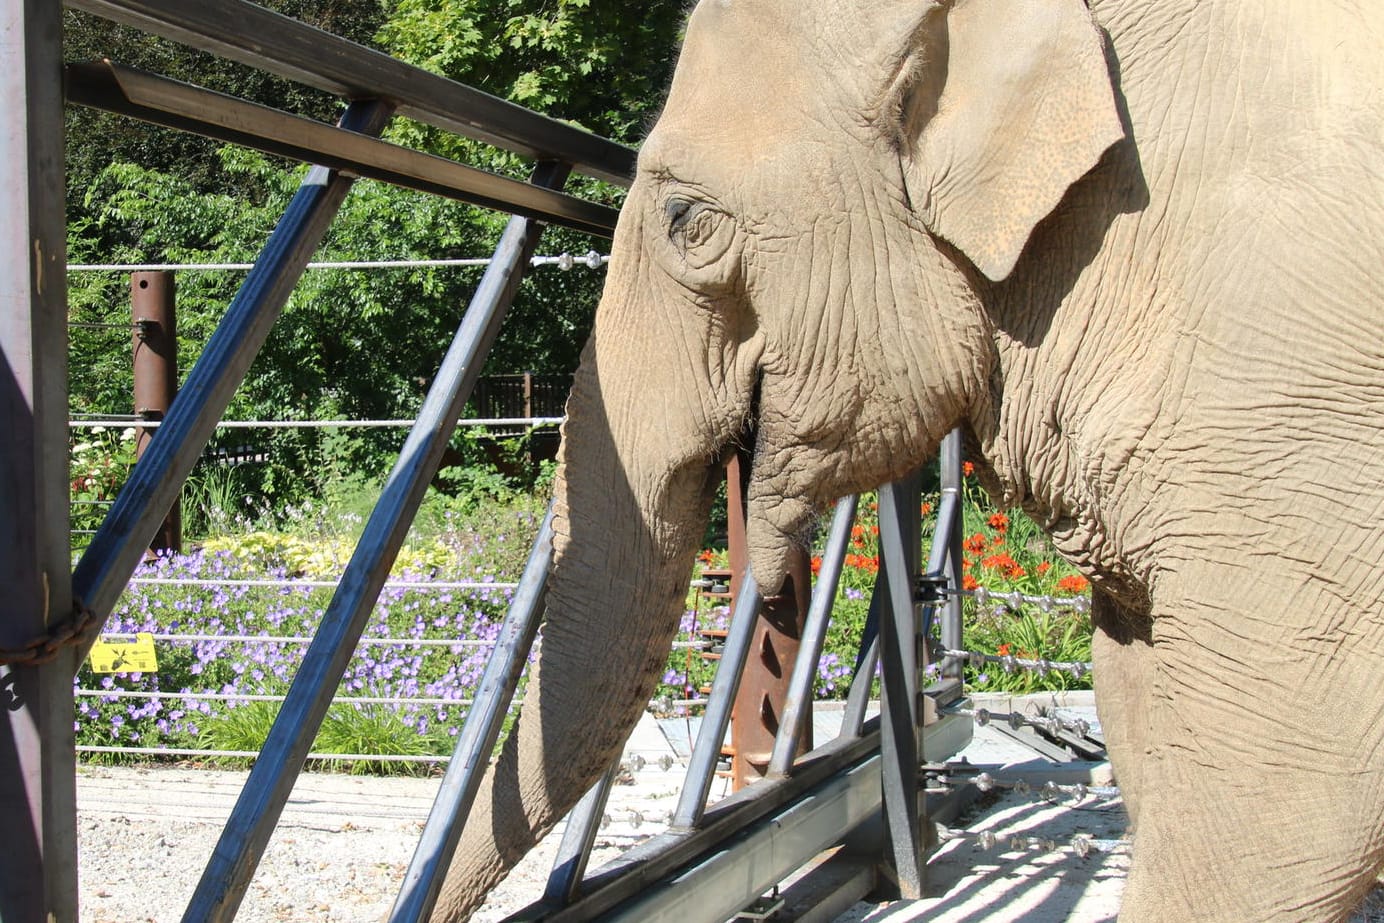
65, 1, 689, 505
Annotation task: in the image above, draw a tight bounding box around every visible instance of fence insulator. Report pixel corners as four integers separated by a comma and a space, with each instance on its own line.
967, 708, 1092, 738
935, 825, 1128, 859
965, 586, 1092, 614
940, 648, 1092, 679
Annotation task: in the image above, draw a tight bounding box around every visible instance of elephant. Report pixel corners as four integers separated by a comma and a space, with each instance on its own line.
432, 0, 1384, 920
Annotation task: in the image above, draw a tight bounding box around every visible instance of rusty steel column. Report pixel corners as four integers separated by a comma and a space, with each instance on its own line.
726, 451, 812, 790
131, 270, 180, 553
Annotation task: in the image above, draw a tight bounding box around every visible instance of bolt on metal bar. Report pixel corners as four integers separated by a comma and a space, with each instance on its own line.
181, 160, 570, 923
672, 572, 765, 830
767, 495, 858, 776
389, 508, 554, 923
71, 99, 395, 658
875, 475, 926, 899
544, 757, 623, 906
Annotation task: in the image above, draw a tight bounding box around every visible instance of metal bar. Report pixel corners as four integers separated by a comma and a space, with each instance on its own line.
64, 0, 637, 186
840, 582, 881, 740
183, 162, 569, 923
939, 431, 965, 682
671, 573, 764, 830
767, 495, 858, 776
0, 3, 78, 919
875, 476, 924, 898
70, 99, 395, 660
544, 759, 622, 906
65, 62, 619, 238
389, 508, 555, 923
130, 270, 180, 552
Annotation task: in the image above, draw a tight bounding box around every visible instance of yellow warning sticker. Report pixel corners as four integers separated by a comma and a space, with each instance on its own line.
88, 633, 159, 674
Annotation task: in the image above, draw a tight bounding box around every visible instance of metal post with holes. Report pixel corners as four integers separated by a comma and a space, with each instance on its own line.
0, 2, 79, 920
725, 452, 811, 789
131, 270, 180, 553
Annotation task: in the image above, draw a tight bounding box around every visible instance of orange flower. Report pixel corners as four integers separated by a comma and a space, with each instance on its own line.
920, 502, 933, 516
810, 556, 823, 576
987, 512, 1009, 532
1037, 562, 1051, 574
963, 533, 988, 554
697, 549, 714, 564
1057, 574, 1090, 594
996, 643, 1012, 656
962, 461, 975, 477
962, 574, 979, 591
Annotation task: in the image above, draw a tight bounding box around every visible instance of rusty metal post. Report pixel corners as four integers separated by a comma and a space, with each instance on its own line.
131, 270, 180, 553
725, 452, 812, 790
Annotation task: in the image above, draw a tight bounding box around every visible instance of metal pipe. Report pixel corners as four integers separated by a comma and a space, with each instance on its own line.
131, 270, 180, 552
180, 160, 570, 923
671, 572, 764, 830
389, 509, 555, 923
0, 2, 79, 918
840, 579, 882, 740
767, 495, 858, 776
71, 99, 396, 660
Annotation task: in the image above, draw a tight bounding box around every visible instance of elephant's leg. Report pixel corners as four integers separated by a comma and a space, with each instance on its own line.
1089, 588, 1154, 830
1115, 587, 1384, 923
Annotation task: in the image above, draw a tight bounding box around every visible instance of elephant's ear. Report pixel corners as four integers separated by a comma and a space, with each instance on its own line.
883, 0, 1125, 282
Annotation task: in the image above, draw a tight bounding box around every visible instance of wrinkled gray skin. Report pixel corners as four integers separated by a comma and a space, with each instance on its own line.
434, 1, 1384, 920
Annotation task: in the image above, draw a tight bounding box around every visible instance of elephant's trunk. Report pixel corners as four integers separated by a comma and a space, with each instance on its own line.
430, 354, 718, 921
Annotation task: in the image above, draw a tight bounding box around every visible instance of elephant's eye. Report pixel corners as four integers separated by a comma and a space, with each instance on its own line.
664, 195, 734, 261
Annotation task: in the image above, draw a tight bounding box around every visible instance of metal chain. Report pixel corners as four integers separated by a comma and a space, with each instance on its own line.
0, 598, 101, 667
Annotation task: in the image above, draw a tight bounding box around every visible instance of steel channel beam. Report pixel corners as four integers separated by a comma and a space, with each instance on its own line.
0, 3, 78, 919
767, 495, 858, 776
390, 508, 555, 923
672, 573, 765, 830
875, 475, 925, 898
504, 714, 974, 923
63, 0, 637, 187
182, 161, 571, 923
70, 99, 394, 658
65, 62, 619, 238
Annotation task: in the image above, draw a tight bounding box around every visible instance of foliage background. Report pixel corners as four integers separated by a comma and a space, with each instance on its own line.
66, 0, 688, 506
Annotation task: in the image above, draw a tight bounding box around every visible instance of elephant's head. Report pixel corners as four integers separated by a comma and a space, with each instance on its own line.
585, 0, 1124, 593
436, 1, 1124, 917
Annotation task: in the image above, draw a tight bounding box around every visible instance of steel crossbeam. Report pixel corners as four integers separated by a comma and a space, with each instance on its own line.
65, 0, 637, 186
